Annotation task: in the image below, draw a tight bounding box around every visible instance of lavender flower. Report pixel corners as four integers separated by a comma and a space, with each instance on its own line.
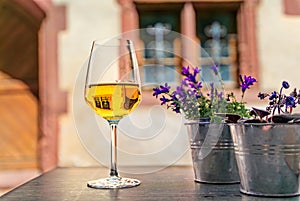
218, 91, 224, 99
160, 96, 170, 105
186, 67, 200, 83
152, 65, 213, 119
170, 101, 181, 113
181, 66, 190, 77
174, 86, 185, 97
153, 65, 256, 120
210, 64, 219, 75
209, 83, 215, 100
153, 83, 171, 98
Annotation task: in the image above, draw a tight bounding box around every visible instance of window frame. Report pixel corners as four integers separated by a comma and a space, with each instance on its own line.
117, 0, 260, 99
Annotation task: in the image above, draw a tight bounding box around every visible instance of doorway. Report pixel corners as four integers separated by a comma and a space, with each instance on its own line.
0, 0, 41, 170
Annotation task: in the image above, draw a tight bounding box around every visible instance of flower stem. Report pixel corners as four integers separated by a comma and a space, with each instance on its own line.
277, 87, 283, 114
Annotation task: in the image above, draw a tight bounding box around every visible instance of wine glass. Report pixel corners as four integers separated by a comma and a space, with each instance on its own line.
84, 38, 142, 189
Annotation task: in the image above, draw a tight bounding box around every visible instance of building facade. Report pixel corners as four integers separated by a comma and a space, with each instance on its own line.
1, 0, 300, 171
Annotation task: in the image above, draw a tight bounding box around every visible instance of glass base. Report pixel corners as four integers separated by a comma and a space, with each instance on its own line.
87, 176, 140, 189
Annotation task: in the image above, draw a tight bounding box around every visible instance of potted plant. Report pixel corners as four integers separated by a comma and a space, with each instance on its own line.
152, 65, 256, 184
229, 81, 300, 197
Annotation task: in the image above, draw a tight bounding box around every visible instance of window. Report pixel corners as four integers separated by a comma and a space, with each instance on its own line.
136, 3, 183, 86
118, 0, 259, 90
195, 4, 239, 87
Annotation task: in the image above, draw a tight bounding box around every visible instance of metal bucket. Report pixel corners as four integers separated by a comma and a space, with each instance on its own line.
230, 123, 300, 197
185, 121, 239, 184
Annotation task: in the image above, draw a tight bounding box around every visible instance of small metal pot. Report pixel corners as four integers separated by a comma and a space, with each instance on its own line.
185, 121, 239, 184
230, 123, 300, 197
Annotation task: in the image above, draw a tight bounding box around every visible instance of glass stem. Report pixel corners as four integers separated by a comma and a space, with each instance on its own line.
109, 123, 119, 177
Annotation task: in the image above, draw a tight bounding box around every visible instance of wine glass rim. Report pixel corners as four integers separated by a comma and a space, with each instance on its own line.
92, 38, 133, 47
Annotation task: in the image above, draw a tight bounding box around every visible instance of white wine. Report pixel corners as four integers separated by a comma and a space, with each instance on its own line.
85, 83, 141, 122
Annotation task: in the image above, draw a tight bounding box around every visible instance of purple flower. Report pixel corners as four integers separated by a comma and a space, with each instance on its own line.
181, 79, 189, 86
187, 89, 196, 96
181, 66, 190, 77
282, 81, 290, 89
160, 96, 170, 105
196, 82, 202, 89
174, 86, 184, 97
181, 66, 200, 84
258, 92, 268, 100
153, 65, 256, 119
170, 97, 181, 113
195, 92, 201, 99
285, 96, 296, 108
269, 91, 277, 100
218, 91, 224, 99
210, 64, 219, 75
190, 67, 200, 83
152, 88, 161, 98
172, 105, 181, 113
187, 81, 202, 91
240, 75, 257, 93
187, 71, 198, 83
209, 83, 215, 99
193, 67, 200, 76
188, 82, 196, 89
152, 83, 171, 98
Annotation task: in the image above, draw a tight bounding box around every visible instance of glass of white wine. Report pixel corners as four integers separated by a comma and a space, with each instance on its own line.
84, 38, 142, 189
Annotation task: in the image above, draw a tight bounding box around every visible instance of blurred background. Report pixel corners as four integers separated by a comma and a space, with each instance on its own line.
1, 0, 300, 195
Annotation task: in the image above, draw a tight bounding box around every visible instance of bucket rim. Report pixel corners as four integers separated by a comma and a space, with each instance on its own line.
184, 121, 227, 126
228, 122, 300, 127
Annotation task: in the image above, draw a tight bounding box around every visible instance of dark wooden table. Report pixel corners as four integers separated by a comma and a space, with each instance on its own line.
1, 166, 300, 201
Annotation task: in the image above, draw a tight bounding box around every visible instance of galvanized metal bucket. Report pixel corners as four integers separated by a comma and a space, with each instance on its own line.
230, 123, 300, 197
185, 121, 239, 184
